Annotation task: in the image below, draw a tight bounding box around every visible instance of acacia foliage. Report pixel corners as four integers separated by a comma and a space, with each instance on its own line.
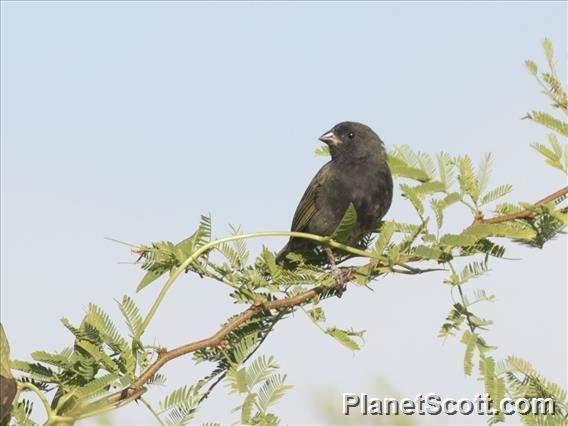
1, 39, 567, 426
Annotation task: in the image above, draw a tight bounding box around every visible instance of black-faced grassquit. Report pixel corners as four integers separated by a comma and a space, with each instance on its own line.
276, 121, 393, 264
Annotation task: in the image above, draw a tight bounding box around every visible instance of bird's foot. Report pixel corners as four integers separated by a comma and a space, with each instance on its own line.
323, 247, 348, 296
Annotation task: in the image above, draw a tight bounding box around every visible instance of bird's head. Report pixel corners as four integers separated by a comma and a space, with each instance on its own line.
319, 121, 386, 163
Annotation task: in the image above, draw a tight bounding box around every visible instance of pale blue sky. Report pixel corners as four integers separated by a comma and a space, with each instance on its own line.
1, 2, 566, 425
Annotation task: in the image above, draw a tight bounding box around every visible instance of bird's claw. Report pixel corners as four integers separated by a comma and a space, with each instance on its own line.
323, 247, 348, 296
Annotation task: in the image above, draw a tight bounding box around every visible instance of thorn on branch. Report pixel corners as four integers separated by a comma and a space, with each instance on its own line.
131, 246, 144, 255
215, 340, 229, 350
251, 300, 265, 309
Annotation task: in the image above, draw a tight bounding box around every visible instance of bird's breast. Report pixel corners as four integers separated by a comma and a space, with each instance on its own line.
325, 162, 392, 225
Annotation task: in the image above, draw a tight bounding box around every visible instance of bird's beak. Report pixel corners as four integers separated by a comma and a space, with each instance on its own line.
319, 130, 341, 146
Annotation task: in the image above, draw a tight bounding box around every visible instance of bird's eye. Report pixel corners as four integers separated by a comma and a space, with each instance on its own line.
348, 132, 355, 139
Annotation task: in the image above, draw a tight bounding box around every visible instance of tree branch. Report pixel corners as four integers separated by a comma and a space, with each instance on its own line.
94, 265, 361, 412
90, 184, 568, 414
475, 185, 568, 225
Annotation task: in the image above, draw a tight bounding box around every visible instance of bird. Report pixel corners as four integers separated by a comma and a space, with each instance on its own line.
276, 121, 393, 265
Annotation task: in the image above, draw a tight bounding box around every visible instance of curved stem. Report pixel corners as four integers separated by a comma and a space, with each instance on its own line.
135, 231, 377, 341
17, 382, 52, 421
18, 382, 75, 426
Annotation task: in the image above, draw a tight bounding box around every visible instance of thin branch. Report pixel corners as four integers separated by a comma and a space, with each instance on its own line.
198, 309, 287, 405
96, 265, 360, 410
17, 382, 55, 424
475, 185, 568, 225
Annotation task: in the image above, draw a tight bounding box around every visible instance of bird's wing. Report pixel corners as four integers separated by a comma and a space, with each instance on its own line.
290, 162, 331, 232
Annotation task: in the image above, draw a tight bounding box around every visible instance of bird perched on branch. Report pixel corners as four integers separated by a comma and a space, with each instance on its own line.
276, 121, 393, 265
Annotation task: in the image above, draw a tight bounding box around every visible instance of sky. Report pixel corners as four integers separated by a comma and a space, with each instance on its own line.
1, 1, 566, 425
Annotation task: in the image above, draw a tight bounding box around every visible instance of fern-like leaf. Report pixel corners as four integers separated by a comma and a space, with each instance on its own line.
256, 374, 292, 413
332, 203, 358, 242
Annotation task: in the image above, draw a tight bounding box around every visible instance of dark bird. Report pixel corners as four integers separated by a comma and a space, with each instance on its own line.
276, 121, 393, 264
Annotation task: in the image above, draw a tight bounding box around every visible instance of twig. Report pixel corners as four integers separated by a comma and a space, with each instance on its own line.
198, 309, 287, 405
474, 185, 568, 225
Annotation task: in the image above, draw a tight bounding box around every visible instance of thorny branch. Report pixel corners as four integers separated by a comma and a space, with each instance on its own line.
474, 185, 568, 225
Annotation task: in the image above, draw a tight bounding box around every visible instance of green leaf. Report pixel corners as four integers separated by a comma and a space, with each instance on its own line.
415, 151, 436, 180
136, 269, 166, 293
445, 261, 489, 286
440, 233, 479, 247
438, 304, 466, 338
481, 356, 496, 395
240, 393, 256, 424
226, 367, 249, 394
524, 59, 538, 76
456, 155, 479, 203
481, 356, 505, 423
389, 165, 430, 182
117, 295, 143, 338
413, 180, 446, 194
543, 38, 554, 65
147, 373, 167, 387
464, 223, 536, 240
436, 152, 455, 190
431, 192, 461, 229
332, 203, 358, 242
219, 225, 249, 270
442, 192, 461, 207
314, 145, 330, 156
246, 356, 279, 389
7, 398, 34, 426
472, 289, 496, 304
400, 184, 425, 216
325, 327, 364, 351
10, 360, 56, 382
0, 323, 13, 378
76, 341, 119, 374
477, 153, 492, 196
30, 350, 72, 370
461, 330, 477, 376
531, 138, 568, 173
159, 385, 200, 425
256, 374, 292, 413
529, 111, 568, 137
137, 215, 212, 292
414, 245, 442, 260
308, 307, 326, 323
374, 220, 396, 255
84, 304, 127, 350
247, 355, 279, 389
388, 150, 431, 181
72, 373, 120, 401
479, 184, 513, 206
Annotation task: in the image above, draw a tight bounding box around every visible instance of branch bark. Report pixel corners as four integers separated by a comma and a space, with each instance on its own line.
475, 185, 568, 225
